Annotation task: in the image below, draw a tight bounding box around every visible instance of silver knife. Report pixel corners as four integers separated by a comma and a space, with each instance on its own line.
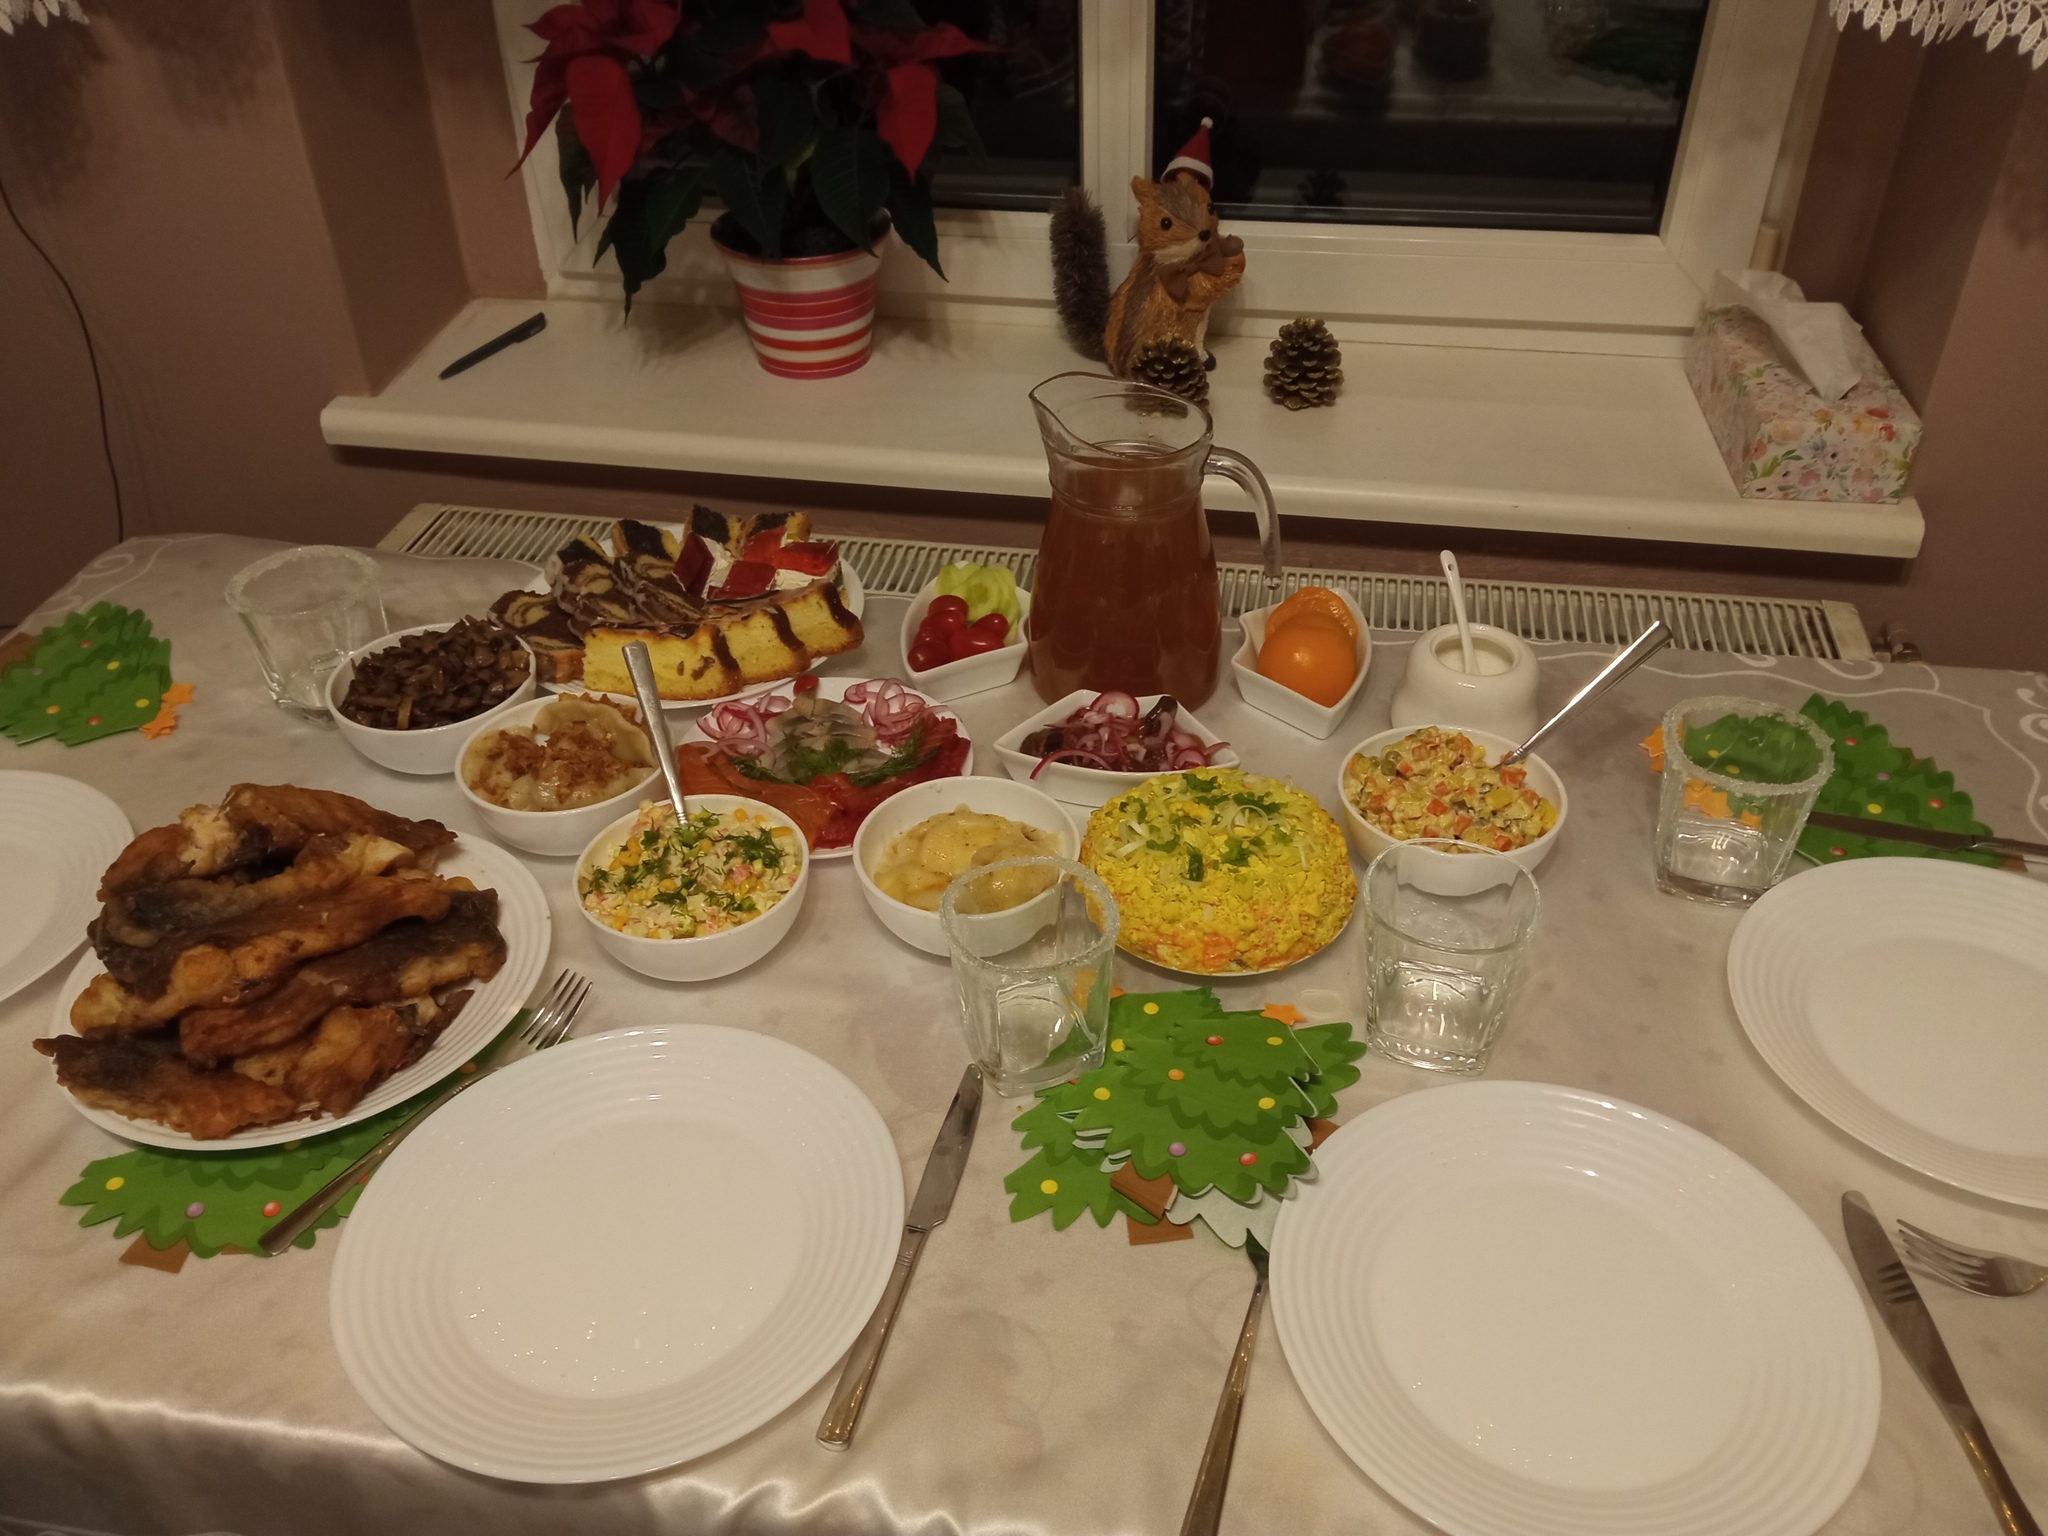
1806, 812, 2048, 862
818, 1062, 983, 1449
1842, 1192, 2042, 1536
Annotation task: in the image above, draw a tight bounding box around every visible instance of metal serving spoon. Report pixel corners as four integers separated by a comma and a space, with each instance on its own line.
1499, 618, 1674, 768
622, 640, 690, 815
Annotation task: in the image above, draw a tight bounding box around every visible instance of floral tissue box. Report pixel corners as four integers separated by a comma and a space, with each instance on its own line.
1684, 306, 1920, 503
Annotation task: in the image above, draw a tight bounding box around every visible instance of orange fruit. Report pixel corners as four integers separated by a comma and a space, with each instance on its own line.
1269, 587, 1357, 644
1257, 618, 1357, 706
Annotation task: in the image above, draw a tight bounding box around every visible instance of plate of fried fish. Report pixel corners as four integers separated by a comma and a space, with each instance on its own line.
33, 784, 550, 1148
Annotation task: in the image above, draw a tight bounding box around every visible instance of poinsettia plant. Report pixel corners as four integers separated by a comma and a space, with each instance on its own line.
518, 0, 992, 304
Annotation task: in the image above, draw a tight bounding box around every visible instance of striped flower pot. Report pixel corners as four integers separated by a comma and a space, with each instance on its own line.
713, 236, 884, 379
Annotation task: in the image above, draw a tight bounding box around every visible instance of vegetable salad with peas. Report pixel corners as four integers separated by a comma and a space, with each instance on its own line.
1343, 727, 1558, 852
580, 801, 801, 939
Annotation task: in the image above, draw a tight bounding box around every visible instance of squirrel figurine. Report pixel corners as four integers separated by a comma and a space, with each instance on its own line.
1049, 119, 1245, 377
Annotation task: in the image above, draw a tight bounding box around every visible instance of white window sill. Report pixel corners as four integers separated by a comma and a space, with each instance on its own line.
321, 298, 1924, 559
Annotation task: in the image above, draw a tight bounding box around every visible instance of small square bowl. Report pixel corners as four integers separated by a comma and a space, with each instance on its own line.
993, 690, 1239, 809
898, 577, 1032, 702
1231, 590, 1372, 739
328, 623, 537, 776
850, 774, 1080, 956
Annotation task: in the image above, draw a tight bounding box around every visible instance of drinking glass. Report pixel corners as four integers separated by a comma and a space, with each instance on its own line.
1654, 695, 1834, 905
224, 546, 385, 721
941, 855, 1118, 1097
1363, 841, 1540, 1074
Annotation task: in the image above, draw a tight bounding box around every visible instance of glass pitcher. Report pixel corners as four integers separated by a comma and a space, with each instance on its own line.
1026, 373, 1282, 707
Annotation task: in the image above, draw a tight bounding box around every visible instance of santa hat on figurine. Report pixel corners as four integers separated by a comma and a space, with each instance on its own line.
1163, 117, 1216, 188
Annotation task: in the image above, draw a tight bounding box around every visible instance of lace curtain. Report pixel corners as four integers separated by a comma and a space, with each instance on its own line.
1832, 0, 2048, 66
0, 0, 85, 35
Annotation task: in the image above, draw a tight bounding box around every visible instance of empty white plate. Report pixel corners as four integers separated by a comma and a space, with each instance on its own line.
0, 772, 130, 1007
1271, 1081, 1877, 1536
1729, 856, 2048, 1206
47, 836, 551, 1150
331, 1025, 903, 1483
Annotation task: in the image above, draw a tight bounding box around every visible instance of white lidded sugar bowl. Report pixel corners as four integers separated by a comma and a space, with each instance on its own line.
1389, 623, 1541, 742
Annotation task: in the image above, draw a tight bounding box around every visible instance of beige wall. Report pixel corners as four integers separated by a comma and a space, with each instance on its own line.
0, 5, 2043, 668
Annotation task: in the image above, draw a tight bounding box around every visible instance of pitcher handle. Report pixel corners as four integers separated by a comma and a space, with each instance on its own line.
1204, 447, 1284, 606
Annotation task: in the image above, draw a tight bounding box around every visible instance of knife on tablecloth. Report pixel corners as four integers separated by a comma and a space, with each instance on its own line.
1805, 812, 2048, 861
1841, 1192, 2042, 1536
818, 1062, 983, 1449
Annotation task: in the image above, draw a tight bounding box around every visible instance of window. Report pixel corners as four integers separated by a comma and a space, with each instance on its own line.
493, 0, 1819, 346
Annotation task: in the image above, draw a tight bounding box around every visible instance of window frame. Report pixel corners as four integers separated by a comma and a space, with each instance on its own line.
489, 0, 1821, 352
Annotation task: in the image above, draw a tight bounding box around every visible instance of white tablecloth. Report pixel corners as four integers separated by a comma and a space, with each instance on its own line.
3, 534, 2046, 1536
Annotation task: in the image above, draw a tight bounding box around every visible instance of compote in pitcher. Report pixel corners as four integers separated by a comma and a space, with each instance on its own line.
1026, 374, 1281, 707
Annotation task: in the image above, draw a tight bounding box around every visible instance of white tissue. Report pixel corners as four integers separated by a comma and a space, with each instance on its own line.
1704, 269, 1867, 402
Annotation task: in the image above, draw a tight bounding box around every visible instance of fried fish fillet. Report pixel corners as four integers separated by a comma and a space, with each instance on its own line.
179, 889, 505, 1062
98, 784, 453, 898
94, 832, 415, 952
232, 996, 465, 1117
70, 874, 454, 1033
33, 1032, 302, 1141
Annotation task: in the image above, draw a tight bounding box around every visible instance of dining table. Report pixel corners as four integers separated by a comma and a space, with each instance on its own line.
3, 530, 2045, 1536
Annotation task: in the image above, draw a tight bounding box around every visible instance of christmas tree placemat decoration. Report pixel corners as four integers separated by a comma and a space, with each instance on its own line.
1795, 695, 1999, 868
1637, 693, 1998, 869
58, 1014, 530, 1272
0, 602, 183, 746
1002, 989, 1364, 1247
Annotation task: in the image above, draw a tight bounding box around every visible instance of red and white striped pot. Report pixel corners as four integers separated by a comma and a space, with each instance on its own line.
713, 234, 884, 379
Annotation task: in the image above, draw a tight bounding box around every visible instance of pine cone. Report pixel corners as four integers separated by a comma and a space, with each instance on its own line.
1264, 317, 1343, 410
1131, 336, 1210, 405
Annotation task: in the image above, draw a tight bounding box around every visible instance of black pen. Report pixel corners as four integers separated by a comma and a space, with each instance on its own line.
438, 312, 547, 379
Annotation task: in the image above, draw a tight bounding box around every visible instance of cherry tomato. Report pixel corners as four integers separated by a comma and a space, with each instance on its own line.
907, 640, 950, 672
926, 595, 970, 633
951, 626, 1005, 659
793, 674, 820, 694
970, 612, 1010, 642
915, 617, 948, 648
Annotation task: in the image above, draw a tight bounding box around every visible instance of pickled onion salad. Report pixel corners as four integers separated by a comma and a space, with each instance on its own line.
678, 677, 970, 851
1019, 693, 1228, 776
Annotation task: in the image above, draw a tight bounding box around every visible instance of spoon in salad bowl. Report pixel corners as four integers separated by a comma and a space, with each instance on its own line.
623, 641, 691, 816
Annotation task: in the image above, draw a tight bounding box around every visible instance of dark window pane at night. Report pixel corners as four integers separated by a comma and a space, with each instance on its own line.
1153, 0, 1710, 233
922, 1, 1082, 211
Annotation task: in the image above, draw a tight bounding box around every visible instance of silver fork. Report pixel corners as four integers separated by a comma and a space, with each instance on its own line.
1899, 1220, 2048, 1299
1179, 1235, 1271, 1536
258, 970, 591, 1255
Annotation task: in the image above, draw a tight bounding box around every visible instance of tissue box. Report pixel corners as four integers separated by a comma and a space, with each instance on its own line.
1684, 306, 1920, 502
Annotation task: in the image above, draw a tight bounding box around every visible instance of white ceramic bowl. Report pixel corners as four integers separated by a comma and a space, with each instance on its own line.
898, 577, 1032, 702
574, 795, 811, 982
1334, 725, 1569, 874
1389, 623, 1542, 743
1231, 590, 1373, 739
851, 775, 1080, 956
993, 690, 1239, 809
328, 623, 537, 776
454, 696, 661, 857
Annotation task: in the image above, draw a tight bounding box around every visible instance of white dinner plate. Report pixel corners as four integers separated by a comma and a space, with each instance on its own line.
0, 772, 130, 1007
1271, 1081, 1878, 1536
675, 675, 971, 861
46, 837, 551, 1150
537, 557, 868, 711
331, 1024, 903, 1483
1729, 856, 2048, 1207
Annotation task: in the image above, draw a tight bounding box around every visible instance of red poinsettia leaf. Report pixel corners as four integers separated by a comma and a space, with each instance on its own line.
516, 53, 573, 168
876, 61, 938, 179
565, 53, 644, 209
528, 4, 602, 49
899, 21, 998, 65
767, 0, 852, 65
613, 0, 680, 56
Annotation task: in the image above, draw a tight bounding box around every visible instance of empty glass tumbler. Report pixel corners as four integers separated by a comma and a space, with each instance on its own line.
941, 856, 1118, 1097
224, 546, 385, 721
1363, 841, 1541, 1074
1654, 696, 1834, 905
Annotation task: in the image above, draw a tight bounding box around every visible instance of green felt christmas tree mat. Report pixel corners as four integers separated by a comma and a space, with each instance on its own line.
60, 1015, 527, 1260
1795, 695, 1999, 868
0, 602, 176, 745
1003, 989, 1363, 1240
